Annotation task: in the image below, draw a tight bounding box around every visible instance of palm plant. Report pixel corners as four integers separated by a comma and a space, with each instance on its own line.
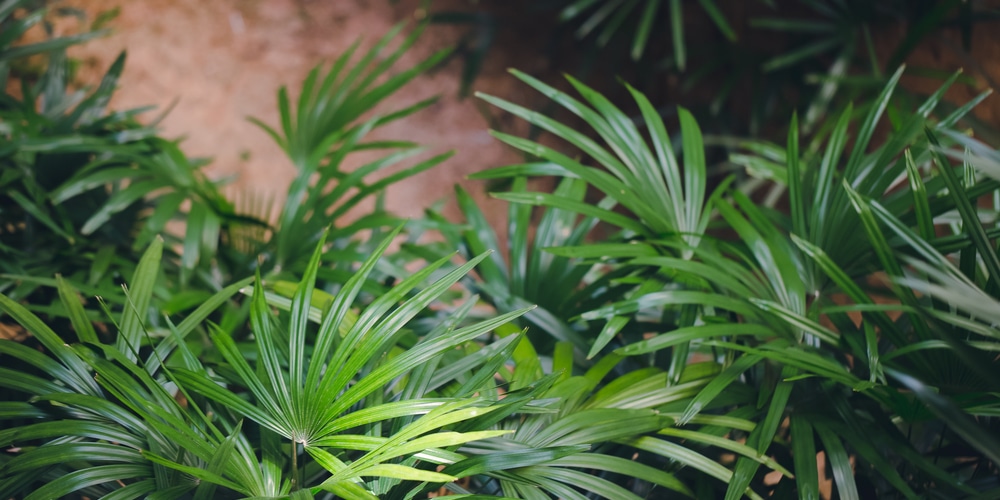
840, 130, 1000, 492
733, 0, 987, 133
412, 177, 620, 361
554, 0, 737, 66
240, 24, 453, 282
1, 0, 236, 308
473, 64, 999, 497
0, 228, 553, 498
0, 0, 107, 71
6, 3, 999, 497
0, 237, 255, 498
4, 14, 459, 361
425, 0, 992, 145
450, 336, 793, 499
473, 69, 724, 377
423, 0, 737, 94
406, 101, 791, 496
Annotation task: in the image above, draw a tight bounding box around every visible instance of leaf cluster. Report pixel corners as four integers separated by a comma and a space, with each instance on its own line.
3, 1, 1000, 498
467, 64, 1000, 497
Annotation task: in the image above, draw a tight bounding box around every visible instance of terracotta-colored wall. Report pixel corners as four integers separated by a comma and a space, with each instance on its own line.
64, 0, 551, 231
55, 1, 1000, 230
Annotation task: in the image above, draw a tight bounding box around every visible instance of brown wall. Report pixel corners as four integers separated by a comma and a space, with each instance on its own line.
65, 0, 550, 232
60, 0, 1000, 232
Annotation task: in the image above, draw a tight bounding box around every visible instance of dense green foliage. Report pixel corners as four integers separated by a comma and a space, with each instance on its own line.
470, 66, 1000, 498
2, 0, 1000, 498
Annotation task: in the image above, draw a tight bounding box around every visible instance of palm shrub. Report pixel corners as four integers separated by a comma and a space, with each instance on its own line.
432, 0, 991, 145
474, 69, 722, 371
442, 332, 794, 499
184, 23, 463, 352
414, 187, 796, 497
234, 24, 454, 285
0, 228, 556, 498
412, 177, 624, 361
1, 0, 235, 309
3, 14, 462, 380
472, 66, 999, 497
4, 4, 998, 498
3, 1, 452, 317
691, 0, 989, 137
0, 0, 109, 69
556, 0, 737, 66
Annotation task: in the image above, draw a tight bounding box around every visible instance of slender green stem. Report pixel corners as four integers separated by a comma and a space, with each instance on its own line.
291, 440, 300, 491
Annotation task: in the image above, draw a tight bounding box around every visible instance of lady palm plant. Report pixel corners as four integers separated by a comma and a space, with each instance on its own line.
3, 19, 462, 390
474, 65, 999, 497
412, 177, 624, 361
555, 0, 737, 66
474, 69, 724, 379
1, 0, 237, 308
0, 237, 255, 498
412, 147, 793, 498
4, 7, 454, 316
448, 333, 794, 499
239, 24, 454, 282
0, 0, 107, 69
0, 228, 554, 498
835, 131, 1000, 492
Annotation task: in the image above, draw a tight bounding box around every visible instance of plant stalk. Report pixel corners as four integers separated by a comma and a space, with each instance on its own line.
291, 440, 299, 491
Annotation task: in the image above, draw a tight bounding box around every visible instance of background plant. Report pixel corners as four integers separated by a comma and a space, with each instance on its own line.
238, 24, 453, 283
1, 0, 236, 315
2, 1, 463, 351
429, 0, 996, 145
469, 65, 999, 497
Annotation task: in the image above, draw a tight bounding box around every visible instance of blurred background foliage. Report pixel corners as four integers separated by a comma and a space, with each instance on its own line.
431, 0, 999, 142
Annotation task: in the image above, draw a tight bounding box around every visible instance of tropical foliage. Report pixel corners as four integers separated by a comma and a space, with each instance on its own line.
469, 65, 1000, 497
434, 0, 992, 143
2, 0, 1000, 498
0, 231, 534, 498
